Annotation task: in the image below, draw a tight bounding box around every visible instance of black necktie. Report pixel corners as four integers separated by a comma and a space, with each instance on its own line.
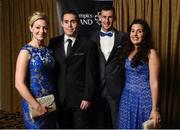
66, 39, 72, 57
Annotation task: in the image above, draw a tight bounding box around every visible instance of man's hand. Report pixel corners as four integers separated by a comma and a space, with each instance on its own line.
80, 100, 91, 110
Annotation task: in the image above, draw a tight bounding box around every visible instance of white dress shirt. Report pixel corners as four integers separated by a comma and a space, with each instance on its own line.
64, 34, 76, 55
100, 29, 115, 60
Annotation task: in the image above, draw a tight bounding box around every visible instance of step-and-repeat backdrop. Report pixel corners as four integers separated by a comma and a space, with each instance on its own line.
57, 0, 113, 36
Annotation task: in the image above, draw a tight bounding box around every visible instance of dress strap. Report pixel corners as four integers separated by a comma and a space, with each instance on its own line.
20, 44, 33, 55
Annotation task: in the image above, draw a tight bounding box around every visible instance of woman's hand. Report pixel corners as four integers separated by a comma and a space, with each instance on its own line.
32, 103, 48, 117
149, 109, 161, 128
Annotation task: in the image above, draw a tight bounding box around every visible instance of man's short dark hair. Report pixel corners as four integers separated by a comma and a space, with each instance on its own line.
61, 10, 80, 23
99, 5, 115, 16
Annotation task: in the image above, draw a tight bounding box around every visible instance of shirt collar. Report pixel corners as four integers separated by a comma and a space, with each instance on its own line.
100, 28, 114, 33
64, 34, 76, 45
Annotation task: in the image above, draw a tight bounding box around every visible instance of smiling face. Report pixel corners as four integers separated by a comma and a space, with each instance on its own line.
99, 10, 115, 32
61, 13, 79, 37
30, 19, 48, 42
130, 24, 144, 46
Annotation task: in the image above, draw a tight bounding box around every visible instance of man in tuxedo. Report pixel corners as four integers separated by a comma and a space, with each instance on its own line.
90, 5, 127, 128
49, 10, 98, 128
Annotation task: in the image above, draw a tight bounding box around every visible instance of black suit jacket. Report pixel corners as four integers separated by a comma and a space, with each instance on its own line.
49, 34, 98, 107
90, 29, 127, 98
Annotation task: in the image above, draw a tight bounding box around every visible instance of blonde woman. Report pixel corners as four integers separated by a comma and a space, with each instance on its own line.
15, 12, 57, 128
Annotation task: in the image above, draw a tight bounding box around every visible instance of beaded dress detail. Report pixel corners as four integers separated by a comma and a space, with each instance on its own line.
20, 44, 56, 129
118, 59, 152, 129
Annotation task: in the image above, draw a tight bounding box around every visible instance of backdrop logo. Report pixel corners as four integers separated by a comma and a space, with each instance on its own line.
57, 0, 113, 36
95, 12, 101, 25
79, 12, 100, 26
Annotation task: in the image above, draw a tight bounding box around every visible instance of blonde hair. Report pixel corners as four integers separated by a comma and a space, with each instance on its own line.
28, 11, 48, 27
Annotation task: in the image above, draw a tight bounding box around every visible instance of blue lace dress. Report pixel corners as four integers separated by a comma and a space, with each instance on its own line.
118, 59, 152, 129
20, 44, 57, 129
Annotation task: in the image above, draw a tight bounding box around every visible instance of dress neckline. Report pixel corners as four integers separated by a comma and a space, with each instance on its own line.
26, 44, 45, 49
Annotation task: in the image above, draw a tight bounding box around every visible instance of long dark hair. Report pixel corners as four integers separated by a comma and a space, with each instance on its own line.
122, 19, 153, 68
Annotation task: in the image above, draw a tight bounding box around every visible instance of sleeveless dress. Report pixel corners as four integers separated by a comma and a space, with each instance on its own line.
20, 44, 57, 129
118, 59, 152, 129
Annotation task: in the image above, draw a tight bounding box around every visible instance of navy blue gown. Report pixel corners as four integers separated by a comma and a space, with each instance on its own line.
118, 59, 152, 129
20, 44, 57, 129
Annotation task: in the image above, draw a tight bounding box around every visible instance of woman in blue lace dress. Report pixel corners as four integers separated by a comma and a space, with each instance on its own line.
15, 12, 57, 128
118, 19, 161, 129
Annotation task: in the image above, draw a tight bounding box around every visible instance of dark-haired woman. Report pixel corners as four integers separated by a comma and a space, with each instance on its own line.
118, 19, 161, 129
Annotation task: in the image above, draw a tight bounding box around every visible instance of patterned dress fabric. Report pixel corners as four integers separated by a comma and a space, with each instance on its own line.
20, 44, 57, 129
118, 59, 152, 129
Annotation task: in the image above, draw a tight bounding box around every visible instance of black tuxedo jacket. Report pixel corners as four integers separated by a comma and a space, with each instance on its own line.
49, 34, 98, 107
90, 29, 127, 98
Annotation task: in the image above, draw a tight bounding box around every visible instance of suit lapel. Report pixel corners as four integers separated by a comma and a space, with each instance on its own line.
95, 31, 106, 63
56, 36, 66, 60
71, 36, 80, 54
106, 29, 121, 63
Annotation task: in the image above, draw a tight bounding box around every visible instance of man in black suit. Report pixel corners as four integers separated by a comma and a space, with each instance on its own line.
49, 10, 98, 128
90, 5, 127, 128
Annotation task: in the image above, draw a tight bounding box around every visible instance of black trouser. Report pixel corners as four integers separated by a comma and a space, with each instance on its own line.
57, 101, 89, 128
90, 95, 120, 128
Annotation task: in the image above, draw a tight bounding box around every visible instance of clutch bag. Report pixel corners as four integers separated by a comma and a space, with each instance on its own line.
29, 94, 56, 119
142, 119, 155, 129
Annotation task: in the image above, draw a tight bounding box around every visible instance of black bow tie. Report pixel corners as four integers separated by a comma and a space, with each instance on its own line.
100, 31, 113, 37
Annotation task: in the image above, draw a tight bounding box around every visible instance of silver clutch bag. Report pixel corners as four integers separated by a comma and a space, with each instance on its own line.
142, 119, 155, 129
29, 94, 56, 119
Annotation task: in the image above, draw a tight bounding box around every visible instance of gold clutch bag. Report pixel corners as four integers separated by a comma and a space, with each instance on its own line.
142, 119, 155, 129
29, 94, 56, 119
